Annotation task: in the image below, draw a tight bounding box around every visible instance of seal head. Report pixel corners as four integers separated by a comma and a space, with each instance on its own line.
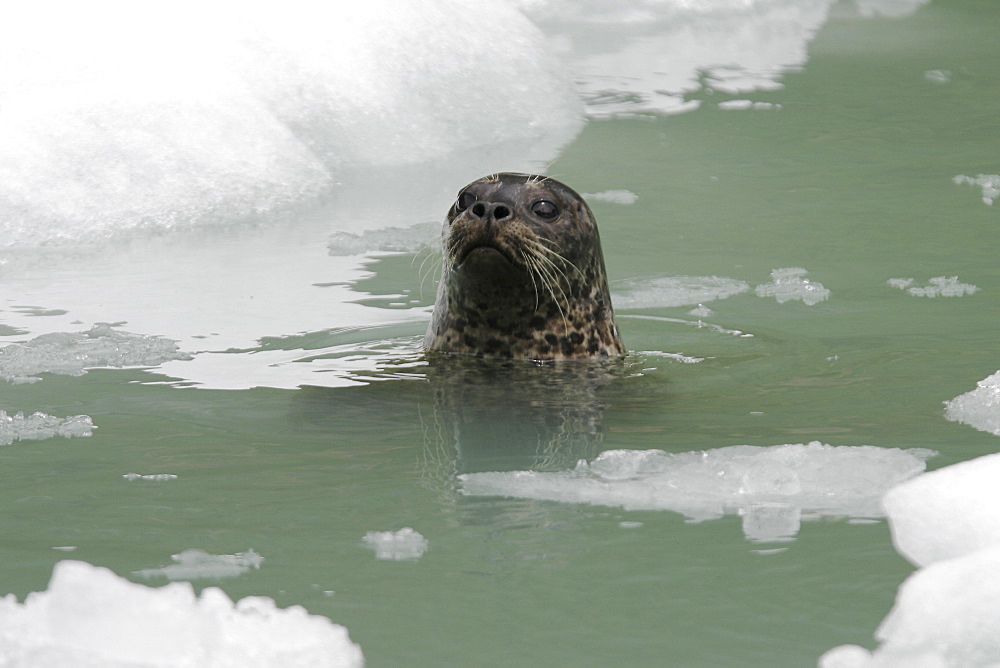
424, 173, 624, 360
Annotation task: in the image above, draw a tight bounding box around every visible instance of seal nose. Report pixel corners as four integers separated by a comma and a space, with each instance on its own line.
470, 201, 511, 222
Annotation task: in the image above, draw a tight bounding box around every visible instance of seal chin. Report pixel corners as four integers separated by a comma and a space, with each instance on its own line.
457, 244, 517, 269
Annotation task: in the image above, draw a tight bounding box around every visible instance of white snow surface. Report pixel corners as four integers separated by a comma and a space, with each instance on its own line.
0, 560, 363, 667
460, 442, 933, 541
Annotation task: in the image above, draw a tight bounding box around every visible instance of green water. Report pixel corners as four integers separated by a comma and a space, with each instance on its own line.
2, 1, 999, 665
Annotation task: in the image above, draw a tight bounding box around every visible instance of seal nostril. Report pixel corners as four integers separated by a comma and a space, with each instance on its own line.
494, 205, 511, 219
471, 202, 486, 218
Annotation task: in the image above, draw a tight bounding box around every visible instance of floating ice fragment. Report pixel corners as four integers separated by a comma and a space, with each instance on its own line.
122, 472, 178, 482
0, 560, 363, 667
886, 278, 913, 290
581, 189, 638, 205
754, 267, 830, 305
613, 276, 750, 309
953, 174, 1000, 205
362, 528, 428, 561
134, 548, 263, 581
327, 222, 440, 256
460, 442, 933, 541
944, 370, 1000, 436
0, 323, 188, 383
688, 303, 713, 317
0, 410, 95, 446
890, 275, 979, 298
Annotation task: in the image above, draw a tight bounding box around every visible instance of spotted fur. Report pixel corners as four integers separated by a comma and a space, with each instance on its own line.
424, 173, 625, 361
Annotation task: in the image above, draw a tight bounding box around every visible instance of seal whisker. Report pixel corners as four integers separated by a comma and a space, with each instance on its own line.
521, 245, 571, 328
521, 238, 586, 282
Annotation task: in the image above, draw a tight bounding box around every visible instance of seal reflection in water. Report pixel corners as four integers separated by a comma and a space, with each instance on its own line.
425, 173, 625, 360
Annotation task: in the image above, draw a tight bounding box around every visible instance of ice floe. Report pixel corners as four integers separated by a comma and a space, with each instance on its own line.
0, 1, 580, 247
754, 267, 830, 305
0, 410, 95, 445
460, 442, 933, 541
0, 560, 363, 667
133, 549, 264, 581
0, 323, 187, 383
888, 276, 979, 297
362, 528, 429, 561
821, 452, 1000, 667
944, 370, 1000, 437
612, 276, 751, 309
953, 174, 1000, 206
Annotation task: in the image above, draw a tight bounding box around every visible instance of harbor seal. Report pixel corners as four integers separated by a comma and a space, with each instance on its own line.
424, 173, 625, 360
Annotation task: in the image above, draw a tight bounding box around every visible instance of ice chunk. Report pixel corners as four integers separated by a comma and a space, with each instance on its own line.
754, 267, 830, 305
821, 546, 1000, 667
122, 472, 178, 482
0, 323, 188, 383
954, 174, 1000, 205
460, 442, 933, 540
883, 452, 1000, 567
0, 410, 95, 445
944, 370, 1000, 436
0, 560, 363, 667
581, 189, 638, 205
362, 528, 429, 561
889, 275, 979, 297
612, 276, 751, 309
134, 549, 264, 581
0, 1, 581, 247
327, 222, 440, 256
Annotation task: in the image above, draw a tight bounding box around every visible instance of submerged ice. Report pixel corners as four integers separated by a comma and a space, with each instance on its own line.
0, 560, 363, 667
460, 442, 933, 541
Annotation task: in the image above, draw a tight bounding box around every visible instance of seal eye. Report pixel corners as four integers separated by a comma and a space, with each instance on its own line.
531, 200, 559, 220
456, 191, 477, 212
